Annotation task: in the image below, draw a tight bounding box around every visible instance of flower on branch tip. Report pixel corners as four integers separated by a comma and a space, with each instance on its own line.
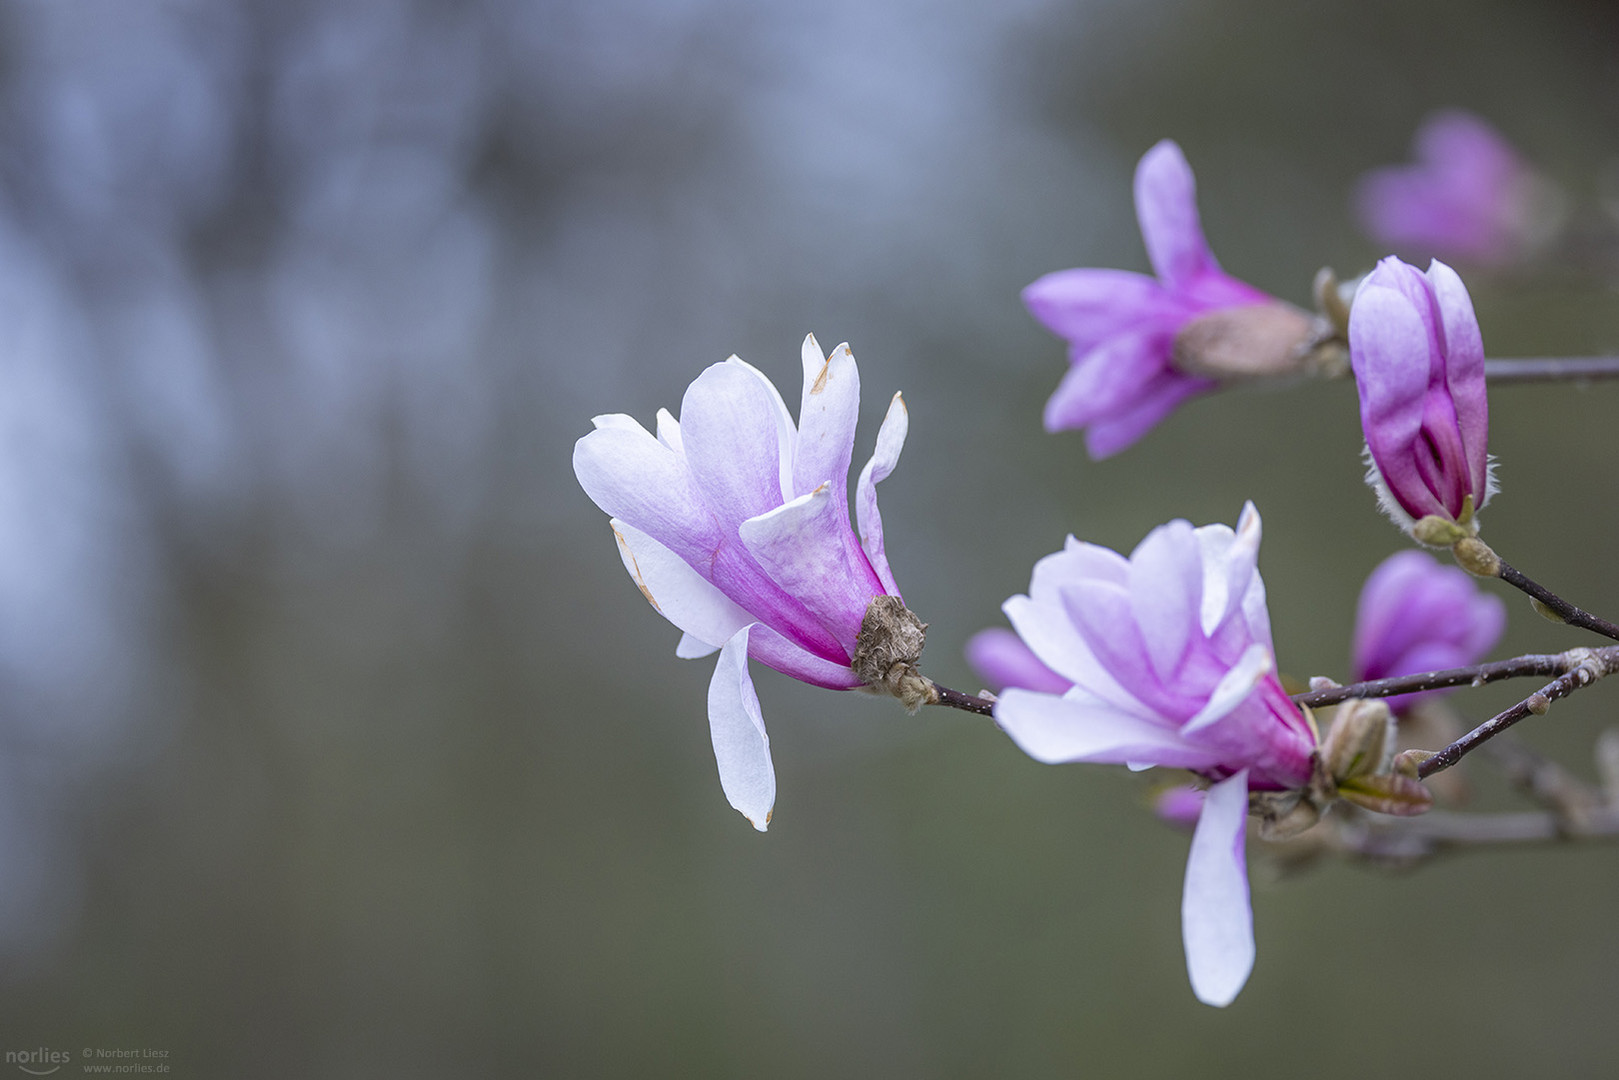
1024, 140, 1316, 459
990, 502, 1316, 1006
1353, 550, 1506, 715
1349, 256, 1494, 544
1355, 110, 1559, 268
572, 334, 912, 832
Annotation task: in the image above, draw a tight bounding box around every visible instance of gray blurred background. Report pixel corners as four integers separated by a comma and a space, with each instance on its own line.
0, 0, 1616, 1075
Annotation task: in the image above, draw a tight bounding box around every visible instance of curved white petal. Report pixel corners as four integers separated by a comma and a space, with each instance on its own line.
611, 518, 753, 650
795, 340, 860, 503
683, 362, 794, 522
855, 391, 908, 596
708, 625, 776, 831
1183, 771, 1254, 1007
677, 632, 719, 659
1182, 643, 1272, 735
994, 688, 1219, 770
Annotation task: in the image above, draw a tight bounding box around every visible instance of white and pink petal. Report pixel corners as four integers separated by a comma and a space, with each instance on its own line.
1182, 771, 1254, 1007
708, 626, 776, 831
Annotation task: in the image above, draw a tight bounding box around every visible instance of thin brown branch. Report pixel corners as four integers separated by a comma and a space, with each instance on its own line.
1417, 650, 1618, 779
1495, 559, 1619, 643
928, 683, 996, 717
1292, 651, 1592, 709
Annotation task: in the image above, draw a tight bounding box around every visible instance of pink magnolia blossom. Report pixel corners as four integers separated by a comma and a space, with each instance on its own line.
1023, 140, 1284, 459
573, 334, 908, 831
1350, 256, 1493, 541
1353, 550, 1505, 713
1356, 111, 1548, 267
992, 503, 1315, 1006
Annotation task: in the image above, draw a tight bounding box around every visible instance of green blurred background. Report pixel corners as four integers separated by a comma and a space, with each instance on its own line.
0, 0, 1616, 1075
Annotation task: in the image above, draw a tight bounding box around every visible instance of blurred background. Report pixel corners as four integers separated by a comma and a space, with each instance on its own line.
0, 0, 1615, 1075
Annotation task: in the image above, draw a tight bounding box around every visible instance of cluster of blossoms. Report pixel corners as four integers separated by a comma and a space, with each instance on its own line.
575, 118, 1578, 1006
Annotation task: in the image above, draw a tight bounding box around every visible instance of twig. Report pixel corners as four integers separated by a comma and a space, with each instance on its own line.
1494, 558, 1619, 643
1417, 650, 1618, 778
1485, 356, 1619, 384
928, 683, 996, 717
1292, 651, 1597, 709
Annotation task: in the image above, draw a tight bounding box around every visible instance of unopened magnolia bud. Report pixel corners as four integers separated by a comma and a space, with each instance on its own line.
1451, 536, 1501, 578
1529, 597, 1565, 624
1338, 772, 1434, 816
1171, 302, 1317, 380
1308, 676, 1342, 693
1392, 748, 1435, 779
1256, 791, 1321, 841
1320, 698, 1396, 783
852, 595, 932, 712
1412, 515, 1472, 547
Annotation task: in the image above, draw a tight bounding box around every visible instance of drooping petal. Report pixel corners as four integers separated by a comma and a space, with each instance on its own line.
574, 420, 720, 566
965, 627, 1073, 694
682, 362, 794, 525
1182, 770, 1254, 1007
1042, 328, 1172, 434
611, 518, 753, 649
708, 626, 776, 831
1081, 371, 1210, 460
738, 484, 884, 654
994, 688, 1220, 770
1022, 268, 1183, 350
794, 340, 860, 502
855, 391, 908, 597
1135, 140, 1220, 291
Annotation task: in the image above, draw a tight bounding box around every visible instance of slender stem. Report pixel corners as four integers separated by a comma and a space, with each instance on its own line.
928, 683, 996, 717
1418, 653, 1616, 779
1485, 357, 1619, 384
1292, 651, 1589, 709
1496, 559, 1619, 643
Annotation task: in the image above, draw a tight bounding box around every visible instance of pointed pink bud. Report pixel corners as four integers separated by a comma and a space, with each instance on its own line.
1349, 256, 1493, 537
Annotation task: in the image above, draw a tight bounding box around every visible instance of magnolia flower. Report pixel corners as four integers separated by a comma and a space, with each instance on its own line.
1353, 549, 1505, 713
992, 503, 1316, 1006
573, 334, 910, 831
1356, 110, 1555, 267
1024, 140, 1314, 459
1350, 256, 1493, 544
